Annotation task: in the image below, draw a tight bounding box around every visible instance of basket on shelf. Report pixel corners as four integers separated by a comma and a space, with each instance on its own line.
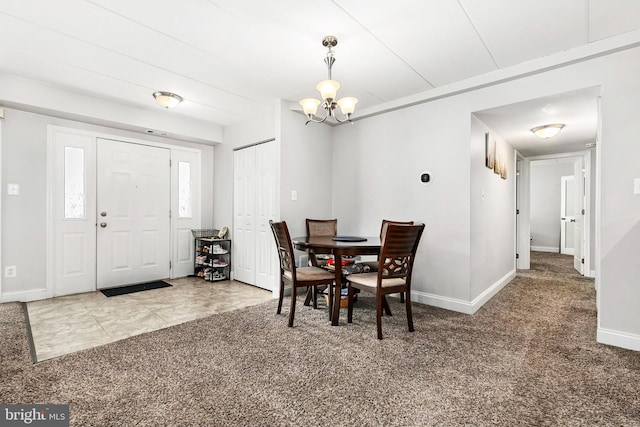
191, 229, 219, 239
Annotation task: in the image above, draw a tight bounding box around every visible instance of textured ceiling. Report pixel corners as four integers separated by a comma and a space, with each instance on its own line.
0, 0, 639, 148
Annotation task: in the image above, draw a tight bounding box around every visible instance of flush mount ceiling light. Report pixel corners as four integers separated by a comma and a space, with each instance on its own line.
153, 91, 183, 109
531, 123, 565, 139
299, 36, 358, 125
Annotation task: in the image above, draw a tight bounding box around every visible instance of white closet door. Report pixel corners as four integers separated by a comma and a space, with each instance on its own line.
233, 147, 256, 285
255, 142, 278, 290
96, 139, 171, 288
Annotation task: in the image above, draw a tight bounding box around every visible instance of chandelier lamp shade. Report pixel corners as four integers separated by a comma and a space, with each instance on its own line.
299, 36, 358, 125
531, 123, 565, 139
153, 91, 183, 109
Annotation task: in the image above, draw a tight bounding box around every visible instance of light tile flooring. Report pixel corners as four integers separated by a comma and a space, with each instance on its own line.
26, 277, 273, 362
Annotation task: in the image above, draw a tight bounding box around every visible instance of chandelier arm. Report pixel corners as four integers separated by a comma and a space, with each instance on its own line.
304, 109, 329, 125
331, 109, 352, 123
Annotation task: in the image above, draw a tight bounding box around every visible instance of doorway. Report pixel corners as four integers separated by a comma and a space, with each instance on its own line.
47, 126, 202, 298
96, 139, 171, 289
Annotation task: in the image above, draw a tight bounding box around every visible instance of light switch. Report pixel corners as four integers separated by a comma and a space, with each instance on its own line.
634, 178, 640, 195
291, 190, 298, 201
7, 184, 19, 195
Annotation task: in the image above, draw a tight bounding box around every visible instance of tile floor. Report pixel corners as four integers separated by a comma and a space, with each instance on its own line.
26, 277, 273, 362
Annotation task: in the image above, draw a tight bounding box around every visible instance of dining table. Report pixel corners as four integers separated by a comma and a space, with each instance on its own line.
292, 235, 381, 326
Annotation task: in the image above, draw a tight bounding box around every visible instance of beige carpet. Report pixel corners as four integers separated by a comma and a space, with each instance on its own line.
1, 252, 639, 426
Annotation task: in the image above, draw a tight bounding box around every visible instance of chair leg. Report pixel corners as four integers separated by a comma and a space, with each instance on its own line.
312, 286, 318, 309
400, 292, 405, 303
327, 282, 334, 321
382, 296, 392, 316
303, 287, 313, 306
277, 279, 285, 314
405, 290, 414, 332
347, 284, 354, 323
288, 286, 297, 327
376, 294, 384, 340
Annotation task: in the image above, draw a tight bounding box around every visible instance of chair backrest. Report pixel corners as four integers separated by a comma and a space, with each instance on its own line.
306, 218, 338, 237
379, 219, 414, 239
378, 223, 425, 282
269, 220, 295, 277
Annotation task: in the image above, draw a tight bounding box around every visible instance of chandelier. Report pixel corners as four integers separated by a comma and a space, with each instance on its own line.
299, 36, 358, 125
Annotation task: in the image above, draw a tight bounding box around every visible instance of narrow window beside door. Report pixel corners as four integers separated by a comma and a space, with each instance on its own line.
64, 146, 85, 219
178, 161, 192, 218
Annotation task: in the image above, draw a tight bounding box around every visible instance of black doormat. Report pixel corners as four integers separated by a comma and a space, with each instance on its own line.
100, 281, 171, 297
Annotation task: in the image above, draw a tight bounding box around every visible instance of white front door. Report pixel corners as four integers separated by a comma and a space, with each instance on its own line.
560, 175, 575, 256
96, 139, 171, 289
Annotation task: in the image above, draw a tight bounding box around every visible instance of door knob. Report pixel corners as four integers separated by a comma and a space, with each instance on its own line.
100, 211, 107, 217
100, 222, 107, 228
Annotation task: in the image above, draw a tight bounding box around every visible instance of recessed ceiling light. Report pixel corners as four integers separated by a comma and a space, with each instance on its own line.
531, 123, 565, 139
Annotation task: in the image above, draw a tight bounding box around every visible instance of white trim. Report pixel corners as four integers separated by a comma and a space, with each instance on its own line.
412, 291, 474, 314
412, 269, 516, 315
597, 328, 640, 352
0, 117, 3, 301
470, 269, 516, 314
2, 288, 48, 303
531, 246, 560, 253
588, 270, 596, 279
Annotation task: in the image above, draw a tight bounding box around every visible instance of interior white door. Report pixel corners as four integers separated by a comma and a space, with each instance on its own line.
233, 147, 256, 285
560, 175, 575, 256
96, 139, 171, 289
255, 142, 277, 290
573, 158, 585, 275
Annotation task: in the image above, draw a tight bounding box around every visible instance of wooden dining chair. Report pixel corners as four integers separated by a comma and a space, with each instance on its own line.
269, 220, 335, 327
303, 218, 338, 307
347, 223, 425, 339
359, 219, 414, 303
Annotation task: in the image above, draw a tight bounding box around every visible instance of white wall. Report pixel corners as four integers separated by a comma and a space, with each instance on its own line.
331, 46, 640, 343
470, 117, 516, 302
597, 47, 640, 349
530, 161, 574, 251
276, 102, 333, 240
1, 108, 214, 297
332, 96, 472, 308
216, 106, 276, 231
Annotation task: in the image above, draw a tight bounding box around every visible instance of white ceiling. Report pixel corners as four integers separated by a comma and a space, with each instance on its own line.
474, 87, 601, 157
1, 0, 639, 148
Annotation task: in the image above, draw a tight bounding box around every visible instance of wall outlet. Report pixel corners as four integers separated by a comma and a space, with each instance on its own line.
291, 190, 298, 201
4, 266, 17, 278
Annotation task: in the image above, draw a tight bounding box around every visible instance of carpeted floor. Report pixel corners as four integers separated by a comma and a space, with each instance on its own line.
1, 252, 639, 426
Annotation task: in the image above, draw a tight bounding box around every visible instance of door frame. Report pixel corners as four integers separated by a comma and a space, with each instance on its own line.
46, 126, 201, 298
560, 175, 576, 256
520, 150, 593, 277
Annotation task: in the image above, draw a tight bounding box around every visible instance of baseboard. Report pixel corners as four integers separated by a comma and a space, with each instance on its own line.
412, 291, 474, 314
412, 269, 516, 315
1, 288, 48, 303
597, 327, 640, 352
531, 246, 560, 253
470, 269, 517, 314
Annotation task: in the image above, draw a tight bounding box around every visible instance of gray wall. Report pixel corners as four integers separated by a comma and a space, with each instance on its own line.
530, 161, 574, 251
1, 108, 214, 296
